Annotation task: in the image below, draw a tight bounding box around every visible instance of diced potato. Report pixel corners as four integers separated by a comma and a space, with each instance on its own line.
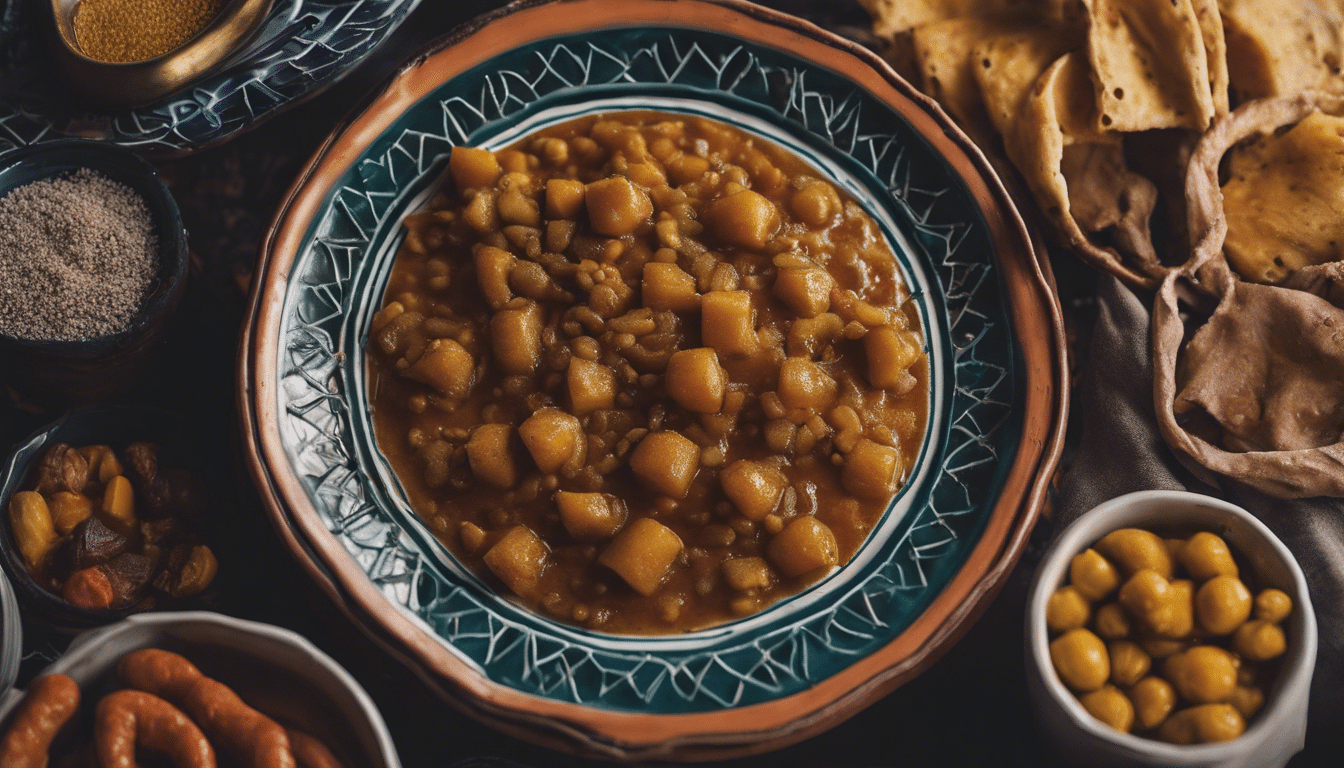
667, 154, 710, 185
720, 460, 788, 520
518, 408, 587, 474
842, 438, 902, 500
642, 262, 700, 312
625, 162, 666, 187
767, 517, 839, 577
568, 358, 616, 414
665, 348, 726, 413
490, 300, 542, 375
555, 491, 628, 540
865, 327, 921, 389
474, 244, 515, 309
790, 181, 841, 227
100, 475, 136, 535
628, 431, 701, 498
8, 491, 58, 571
599, 518, 683, 596
773, 266, 835, 318
466, 424, 518, 488
701, 189, 781, 250
49, 491, 94, 536
497, 188, 540, 227
701, 291, 757, 356
545, 178, 586, 219
483, 525, 550, 599
460, 521, 487, 555
450, 147, 501, 192
372, 310, 423, 356
406, 339, 475, 399
585, 176, 653, 236
723, 557, 774, 591
777, 357, 838, 412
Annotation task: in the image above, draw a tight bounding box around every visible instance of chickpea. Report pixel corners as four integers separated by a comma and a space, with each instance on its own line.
1164, 646, 1237, 704
1094, 602, 1131, 640
1138, 636, 1189, 659
1230, 685, 1265, 719
1118, 570, 1180, 636
1046, 586, 1091, 633
1157, 704, 1245, 744
1096, 528, 1173, 579
1178, 532, 1238, 581
1080, 685, 1135, 733
1253, 588, 1293, 623
1050, 628, 1110, 692
1108, 640, 1151, 687
1166, 579, 1196, 640
1128, 676, 1176, 729
1232, 620, 1287, 661
1195, 575, 1252, 635
1070, 548, 1120, 601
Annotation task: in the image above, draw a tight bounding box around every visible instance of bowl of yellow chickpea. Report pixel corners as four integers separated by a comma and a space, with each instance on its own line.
1026, 490, 1317, 768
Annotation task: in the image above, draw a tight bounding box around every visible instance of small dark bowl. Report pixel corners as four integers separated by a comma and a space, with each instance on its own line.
0, 405, 203, 633
0, 140, 188, 405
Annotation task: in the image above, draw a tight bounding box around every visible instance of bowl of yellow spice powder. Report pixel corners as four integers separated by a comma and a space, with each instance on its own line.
47, 0, 275, 107
0, 139, 188, 403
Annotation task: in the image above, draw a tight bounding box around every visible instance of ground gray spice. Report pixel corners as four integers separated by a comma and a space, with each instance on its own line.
0, 168, 159, 341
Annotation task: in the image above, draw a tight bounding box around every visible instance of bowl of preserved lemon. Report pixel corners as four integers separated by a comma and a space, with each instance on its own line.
1027, 490, 1317, 768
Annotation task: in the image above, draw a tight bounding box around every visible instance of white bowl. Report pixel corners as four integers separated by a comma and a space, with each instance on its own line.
1026, 490, 1317, 768
0, 611, 401, 768
0, 567, 18, 697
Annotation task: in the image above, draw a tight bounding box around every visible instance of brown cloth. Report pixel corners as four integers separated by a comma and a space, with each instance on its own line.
1059, 275, 1344, 759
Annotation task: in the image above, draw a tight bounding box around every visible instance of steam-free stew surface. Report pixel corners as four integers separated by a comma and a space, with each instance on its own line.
368, 112, 928, 633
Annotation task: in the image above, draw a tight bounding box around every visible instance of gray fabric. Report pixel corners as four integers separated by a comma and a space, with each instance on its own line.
1057, 275, 1344, 757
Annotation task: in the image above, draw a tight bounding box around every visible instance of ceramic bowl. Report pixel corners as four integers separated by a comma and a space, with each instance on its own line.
0, 140, 188, 404
0, 406, 207, 632
47, 0, 275, 108
0, 0, 423, 156
0, 565, 18, 699
1026, 490, 1318, 768
239, 0, 1067, 759
0, 611, 402, 768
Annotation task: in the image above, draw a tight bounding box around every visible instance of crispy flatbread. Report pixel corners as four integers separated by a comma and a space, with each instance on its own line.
1082, 0, 1216, 131
1007, 51, 1164, 286
972, 25, 1081, 139
1153, 273, 1344, 497
859, 0, 1048, 38
911, 18, 1005, 147
1222, 112, 1344, 283
1154, 90, 1344, 497
1220, 0, 1344, 100
1191, 0, 1230, 116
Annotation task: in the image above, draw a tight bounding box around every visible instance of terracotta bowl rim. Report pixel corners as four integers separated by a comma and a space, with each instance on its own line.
237, 0, 1069, 759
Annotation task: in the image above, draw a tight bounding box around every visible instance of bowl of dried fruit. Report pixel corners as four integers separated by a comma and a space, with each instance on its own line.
0, 610, 401, 767
1026, 490, 1317, 768
0, 405, 225, 632
239, 0, 1068, 759
0, 139, 189, 404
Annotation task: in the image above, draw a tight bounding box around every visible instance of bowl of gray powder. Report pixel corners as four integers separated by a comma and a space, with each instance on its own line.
0, 139, 188, 402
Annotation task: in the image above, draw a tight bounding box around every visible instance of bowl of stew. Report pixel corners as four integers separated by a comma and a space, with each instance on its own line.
239, 0, 1067, 759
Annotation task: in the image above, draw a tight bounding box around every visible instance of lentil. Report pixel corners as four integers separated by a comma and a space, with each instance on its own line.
0, 169, 158, 341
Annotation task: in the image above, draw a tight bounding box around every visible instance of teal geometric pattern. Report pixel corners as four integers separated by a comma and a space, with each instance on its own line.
0, 0, 420, 154
274, 28, 1021, 712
